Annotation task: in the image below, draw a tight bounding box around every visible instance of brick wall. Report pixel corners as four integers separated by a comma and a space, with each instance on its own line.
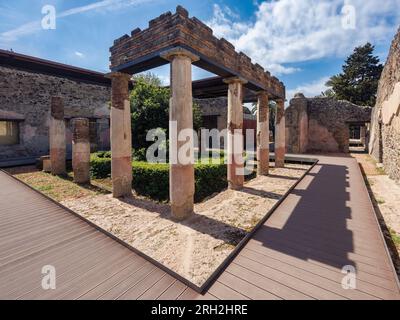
110, 6, 285, 99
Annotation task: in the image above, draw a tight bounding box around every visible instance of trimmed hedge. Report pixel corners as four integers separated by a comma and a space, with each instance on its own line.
90, 153, 233, 202
132, 162, 170, 201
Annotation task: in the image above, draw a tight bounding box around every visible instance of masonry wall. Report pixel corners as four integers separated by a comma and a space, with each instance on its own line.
0, 65, 111, 162
286, 94, 371, 154
194, 97, 227, 133
369, 28, 400, 182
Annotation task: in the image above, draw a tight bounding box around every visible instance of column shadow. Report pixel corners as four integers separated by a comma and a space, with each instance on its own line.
252, 163, 355, 269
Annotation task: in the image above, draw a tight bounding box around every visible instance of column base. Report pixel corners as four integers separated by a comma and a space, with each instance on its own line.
170, 164, 194, 220
112, 178, 132, 198
112, 156, 132, 198
257, 148, 269, 176
171, 201, 194, 221
73, 162, 91, 184
275, 147, 285, 168
50, 148, 66, 175
228, 182, 244, 190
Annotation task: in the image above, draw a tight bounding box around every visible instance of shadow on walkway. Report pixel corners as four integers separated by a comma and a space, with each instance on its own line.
253, 163, 355, 269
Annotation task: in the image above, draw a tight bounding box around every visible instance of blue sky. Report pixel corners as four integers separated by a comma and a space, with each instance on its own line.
1, 0, 399, 100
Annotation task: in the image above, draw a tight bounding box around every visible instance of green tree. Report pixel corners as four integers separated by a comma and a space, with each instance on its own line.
325, 43, 383, 106
130, 73, 202, 150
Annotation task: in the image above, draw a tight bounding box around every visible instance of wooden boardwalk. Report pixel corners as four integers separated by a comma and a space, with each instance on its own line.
0, 155, 399, 300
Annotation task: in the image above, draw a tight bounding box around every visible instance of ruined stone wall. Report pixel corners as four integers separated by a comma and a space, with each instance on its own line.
0, 65, 111, 161
194, 97, 227, 132
369, 27, 400, 182
286, 95, 371, 153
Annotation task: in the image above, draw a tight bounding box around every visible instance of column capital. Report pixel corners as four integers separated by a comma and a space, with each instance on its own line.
160, 47, 199, 62
223, 76, 248, 85
105, 72, 132, 82
275, 98, 285, 105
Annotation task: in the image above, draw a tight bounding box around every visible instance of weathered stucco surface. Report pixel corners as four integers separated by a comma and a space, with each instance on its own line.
0, 65, 111, 161
369, 27, 400, 182
286, 94, 371, 154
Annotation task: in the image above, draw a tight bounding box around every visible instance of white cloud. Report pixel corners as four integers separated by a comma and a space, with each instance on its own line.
0, 0, 150, 42
75, 51, 85, 58
286, 76, 330, 101
206, 0, 400, 76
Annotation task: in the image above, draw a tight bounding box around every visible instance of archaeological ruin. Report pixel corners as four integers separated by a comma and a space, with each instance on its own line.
0, 49, 111, 167
369, 27, 400, 183
285, 93, 372, 154
109, 6, 286, 219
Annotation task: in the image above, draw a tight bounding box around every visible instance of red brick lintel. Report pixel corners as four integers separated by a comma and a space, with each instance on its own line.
110, 6, 285, 100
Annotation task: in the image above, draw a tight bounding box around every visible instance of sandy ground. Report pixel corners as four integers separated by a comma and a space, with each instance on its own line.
368, 175, 400, 234
61, 163, 310, 286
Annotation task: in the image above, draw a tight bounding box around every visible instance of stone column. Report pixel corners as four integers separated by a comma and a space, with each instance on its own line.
256, 91, 269, 176
72, 118, 90, 184
49, 97, 66, 175
275, 99, 286, 168
161, 48, 199, 220
360, 126, 366, 147
224, 77, 247, 189
108, 72, 132, 198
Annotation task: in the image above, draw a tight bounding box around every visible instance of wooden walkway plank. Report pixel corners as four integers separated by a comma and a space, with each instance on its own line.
1, 153, 400, 300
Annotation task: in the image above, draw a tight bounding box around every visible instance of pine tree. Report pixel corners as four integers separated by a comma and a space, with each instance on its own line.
325, 43, 383, 106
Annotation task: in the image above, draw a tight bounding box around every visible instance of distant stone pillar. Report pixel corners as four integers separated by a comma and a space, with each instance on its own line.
97, 118, 110, 150
360, 126, 366, 147
275, 99, 286, 168
256, 91, 269, 176
109, 72, 132, 198
72, 118, 90, 184
49, 97, 66, 175
161, 48, 199, 220
224, 77, 247, 189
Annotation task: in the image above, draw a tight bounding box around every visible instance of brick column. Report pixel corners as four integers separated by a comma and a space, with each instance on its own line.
108, 72, 132, 198
275, 99, 286, 168
161, 48, 199, 220
224, 77, 247, 189
256, 91, 269, 176
72, 118, 90, 184
49, 97, 66, 175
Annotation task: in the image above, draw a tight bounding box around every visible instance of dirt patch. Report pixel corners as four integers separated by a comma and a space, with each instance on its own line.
351, 152, 385, 175
10, 168, 110, 202
60, 164, 310, 286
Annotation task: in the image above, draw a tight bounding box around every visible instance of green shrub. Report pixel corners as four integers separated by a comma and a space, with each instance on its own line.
132, 148, 147, 162
194, 163, 227, 202
95, 151, 111, 158
132, 162, 169, 201
90, 152, 254, 202
90, 154, 111, 178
